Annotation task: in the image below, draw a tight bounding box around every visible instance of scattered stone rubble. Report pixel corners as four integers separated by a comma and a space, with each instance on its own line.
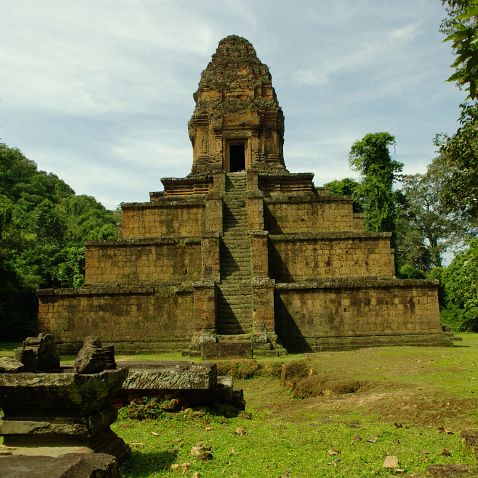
0, 334, 129, 478
119, 360, 245, 410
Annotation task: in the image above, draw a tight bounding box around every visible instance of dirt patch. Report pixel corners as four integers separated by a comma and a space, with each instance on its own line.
280, 360, 367, 398
293, 375, 367, 399
268, 383, 478, 430
216, 359, 283, 379
280, 360, 312, 388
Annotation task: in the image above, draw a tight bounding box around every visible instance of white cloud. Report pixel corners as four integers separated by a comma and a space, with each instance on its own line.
386, 22, 422, 44
0, 0, 464, 210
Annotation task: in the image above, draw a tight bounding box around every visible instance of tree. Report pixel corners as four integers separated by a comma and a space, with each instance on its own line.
441, 238, 478, 331
434, 102, 478, 226
440, 0, 478, 99
323, 178, 363, 212
349, 132, 403, 234
396, 168, 465, 269
0, 143, 118, 339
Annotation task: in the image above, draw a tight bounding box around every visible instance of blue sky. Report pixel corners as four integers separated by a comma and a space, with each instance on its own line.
0, 0, 464, 209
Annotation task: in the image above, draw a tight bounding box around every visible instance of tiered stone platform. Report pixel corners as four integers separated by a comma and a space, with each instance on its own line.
37, 35, 450, 355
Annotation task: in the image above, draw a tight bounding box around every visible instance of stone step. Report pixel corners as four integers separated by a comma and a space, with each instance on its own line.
216, 328, 250, 336
221, 256, 251, 263
217, 334, 252, 343
217, 300, 252, 308
221, 274, 252, 281
216, 325, 248, 331
217, 303, 251, 310
222, 235, 249, 241
221, 255, 251, 264
221, 267, 251, 272
221, 272, 252, 278
219, 283, 253, 290
221, 256, 251, 262
217, 302, 252, 310
222, 236, 249, 240
217, 323, 251, 331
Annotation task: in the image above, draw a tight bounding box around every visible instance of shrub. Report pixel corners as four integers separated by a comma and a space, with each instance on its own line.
118, 398, 164, 420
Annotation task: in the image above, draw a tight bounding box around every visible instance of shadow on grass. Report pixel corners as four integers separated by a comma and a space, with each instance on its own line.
0, 342, 19, 355
120, 449, 178, 477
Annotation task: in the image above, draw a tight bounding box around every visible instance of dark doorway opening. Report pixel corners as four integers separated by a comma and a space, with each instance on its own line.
229, 144, 245, 172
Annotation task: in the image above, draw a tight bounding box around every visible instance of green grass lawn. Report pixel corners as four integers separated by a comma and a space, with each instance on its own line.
110, 334, 478, 477
2, 335, 478, 476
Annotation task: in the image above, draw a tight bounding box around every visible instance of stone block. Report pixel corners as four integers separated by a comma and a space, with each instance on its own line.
201, 342, 253, 359
0, 358, 25, 373
121, 361, 216, 391
0, 453, 119, 478
0, 368, 129, 461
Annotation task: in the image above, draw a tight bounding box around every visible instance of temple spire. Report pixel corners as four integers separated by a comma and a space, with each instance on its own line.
188, 35, 286, 175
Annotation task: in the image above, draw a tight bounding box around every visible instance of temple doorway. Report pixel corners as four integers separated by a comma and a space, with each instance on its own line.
229, 143, 245, 172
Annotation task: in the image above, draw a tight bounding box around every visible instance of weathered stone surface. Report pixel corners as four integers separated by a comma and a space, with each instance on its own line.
382, 455, 399, 468
427, 464, 478, 476
201, 342, 253, 359
74, 337, 106, 374
0, 368, 130, 461
461, 429, 478, 454
0, 357, 25, 373
118, 361, 245, 409
103, 346, 116, 370
35, 35, 450, 357
121, 361, 216, 391
0, 453, 119, 478
14, 333, 60, 372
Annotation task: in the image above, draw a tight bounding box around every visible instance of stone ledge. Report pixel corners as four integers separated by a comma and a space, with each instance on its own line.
283, 333, 453, 352
37, 282, 196, 298
269, 232, 391, 241
85, 237, 202, 247
121, 199, 205, 209
275, 277, 438, 290
59, 339, 192, 355
121, 361, 216, 391
161, 174, 214, 184
264, 195, 353, 204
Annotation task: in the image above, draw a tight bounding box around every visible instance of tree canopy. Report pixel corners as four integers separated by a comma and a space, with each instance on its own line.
440, 0, 478, 99
349, 132, 403, 234
434, 102, 478, 226
0, 143, 118, 339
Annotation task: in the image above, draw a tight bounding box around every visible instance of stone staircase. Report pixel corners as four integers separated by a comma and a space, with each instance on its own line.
217, 173, 253, 335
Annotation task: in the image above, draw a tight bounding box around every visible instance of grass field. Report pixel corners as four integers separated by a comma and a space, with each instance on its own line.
112, 334, 478, 477
2, 336, 477, 476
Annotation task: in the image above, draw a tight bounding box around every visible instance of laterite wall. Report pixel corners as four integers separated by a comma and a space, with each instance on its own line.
85, 240, 202, 285
269, 234, 394, 281
275, 279, 448, 351
37, 286, 196, 352
120, 203, 205, 238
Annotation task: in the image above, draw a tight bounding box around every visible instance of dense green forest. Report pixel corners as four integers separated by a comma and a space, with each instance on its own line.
0, 143, 118, 339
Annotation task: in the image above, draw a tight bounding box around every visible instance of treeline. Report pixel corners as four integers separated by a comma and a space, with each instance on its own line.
0, 143, 118, 339
325, 123, 476, 332
322, 0, 478, 332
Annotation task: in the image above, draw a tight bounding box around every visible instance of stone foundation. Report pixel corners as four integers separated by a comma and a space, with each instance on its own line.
275, 279, 448, 352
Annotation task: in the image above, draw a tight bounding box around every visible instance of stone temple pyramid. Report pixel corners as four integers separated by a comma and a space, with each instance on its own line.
38, 35, 450, 356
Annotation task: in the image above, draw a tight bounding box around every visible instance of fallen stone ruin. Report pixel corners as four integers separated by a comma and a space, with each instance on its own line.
0, 333, 245, 477
119, 360, 244, 410
0, 333, 129, 477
